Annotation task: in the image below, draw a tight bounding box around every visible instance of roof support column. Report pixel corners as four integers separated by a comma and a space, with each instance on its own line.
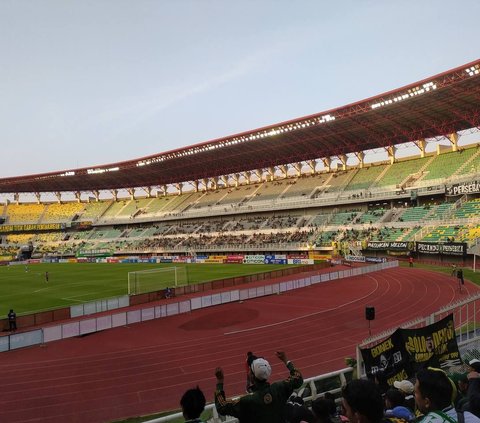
279, 165, 289, 179
414, 139, 426, 158
127, 188, 135, 200
267, 167, 275, 182
233, 174, 240, 187
254, 169, 264, 182
35, 193, 41, 204
93, 190, 101, 202
292, 163, 302, 177
338, 154, 347, 171
448, 132, 459, 152
221, 175, 229, 187
210, 177, 218, 190
322, 158, 331, 172
176, 183, 183, 195
201, 178, 208, 192
158, 185, 168, 196
191, 181, 199, 193
244, 171, 251, 184
306, 160, 316, 175
143, 187, 152, 198
386, 146, 396, 164
14, 193, 19, 204
55, 192, 62, 204
355, 152, 365, 168
75, 192, 81, 203
109, 190, 117, 201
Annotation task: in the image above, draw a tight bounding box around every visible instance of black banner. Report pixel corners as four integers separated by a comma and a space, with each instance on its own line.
365, 241, 414, 251
446, 181, 480, 196
402, 314, 461, 372
360, 329, 412, 385
416, 242, 466, 256
361, 314, 460, 383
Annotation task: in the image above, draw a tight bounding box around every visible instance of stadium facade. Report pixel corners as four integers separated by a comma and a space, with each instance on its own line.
0, 59, 480, 262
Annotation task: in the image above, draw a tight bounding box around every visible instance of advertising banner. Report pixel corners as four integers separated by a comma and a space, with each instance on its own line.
345, 255, 366, 262
244, 255, 265, 264
366, 241, 414, 251
264, 258, 288, 264
225, 255, 244, 264
416, 242, 466, 256
446, 180, 480, 196
361, 314, 461, 382
287, 253, 308, 259
287, 258, 314, 265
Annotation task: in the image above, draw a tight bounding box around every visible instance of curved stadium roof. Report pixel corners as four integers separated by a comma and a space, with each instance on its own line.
1, 59, 480, 194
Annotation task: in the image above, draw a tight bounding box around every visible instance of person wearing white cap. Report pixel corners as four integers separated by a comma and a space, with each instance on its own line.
214, 350, 303, 423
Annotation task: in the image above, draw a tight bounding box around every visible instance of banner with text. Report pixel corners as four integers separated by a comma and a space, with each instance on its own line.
361, 314, 460, 382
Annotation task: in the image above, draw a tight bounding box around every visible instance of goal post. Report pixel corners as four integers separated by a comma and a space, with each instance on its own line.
127, 266, 188, 295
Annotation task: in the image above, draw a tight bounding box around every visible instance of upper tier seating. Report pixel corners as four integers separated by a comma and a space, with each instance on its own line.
422, 148, 478, 180
374, 157, 429, 188
42, 202, 84, 223
6, 203, 45, 223
345, 165, 386, 191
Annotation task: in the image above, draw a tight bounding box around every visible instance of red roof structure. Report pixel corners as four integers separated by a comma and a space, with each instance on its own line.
1, 59, 479, 194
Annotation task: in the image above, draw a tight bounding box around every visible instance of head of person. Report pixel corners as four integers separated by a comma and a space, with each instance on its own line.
384, 388, 405, 409
250, 357, 272, 383
467, 359, 480, 373
285, 396, 315, 423
393, 379, 414, 396
341, 379, 384, 423
415, 368, 452, 414
312, 397, 336, 423
180, 386, 206, 420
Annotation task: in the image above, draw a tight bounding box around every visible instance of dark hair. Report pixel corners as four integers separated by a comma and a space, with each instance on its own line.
416, 368, 452, 410
342, 379, 384, 423
180, 386, 206, 419
385, 388, 405, 408
284, 402, 315, 423
312, 398, 335, 423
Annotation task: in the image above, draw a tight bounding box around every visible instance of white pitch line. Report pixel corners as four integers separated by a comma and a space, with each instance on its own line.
224, 275, 379, 335
33, 287, 50, 293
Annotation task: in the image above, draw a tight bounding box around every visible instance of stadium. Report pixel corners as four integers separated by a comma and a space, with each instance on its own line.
1, 59, 480, 422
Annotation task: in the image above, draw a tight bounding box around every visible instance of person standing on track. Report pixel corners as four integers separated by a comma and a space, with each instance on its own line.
45, 271, 49, 283
214, 350, 303, 423
8, 309, 17, 331
458, 268, 465, 291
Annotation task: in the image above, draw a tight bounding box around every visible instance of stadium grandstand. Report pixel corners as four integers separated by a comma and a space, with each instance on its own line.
2, 59, 480, 423
0, 59, 480, 262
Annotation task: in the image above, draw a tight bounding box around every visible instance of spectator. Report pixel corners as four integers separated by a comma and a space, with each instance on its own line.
384, 388, 415, 421
214, 350, 303, 423
312, 397, 339, 423
415, 368, 480, 423
285, 394, 315, 423
341, 379, 384, 423
393, 379, 416, 414
180, 386, 206, 423
8, 309, 17, 331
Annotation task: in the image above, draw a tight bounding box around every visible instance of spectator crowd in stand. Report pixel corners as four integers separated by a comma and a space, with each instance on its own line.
177, 352, 480, 423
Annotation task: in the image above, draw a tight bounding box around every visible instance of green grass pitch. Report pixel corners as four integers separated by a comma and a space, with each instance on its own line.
0, 262, 295, 317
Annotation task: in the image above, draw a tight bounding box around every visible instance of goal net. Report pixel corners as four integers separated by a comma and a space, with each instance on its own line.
127, 266, 188, 295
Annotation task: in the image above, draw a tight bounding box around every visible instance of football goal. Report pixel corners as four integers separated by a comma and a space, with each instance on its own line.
127, 266, 188, 295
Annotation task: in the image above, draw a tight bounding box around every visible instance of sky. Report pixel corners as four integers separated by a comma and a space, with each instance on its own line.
0, 0, 479, 178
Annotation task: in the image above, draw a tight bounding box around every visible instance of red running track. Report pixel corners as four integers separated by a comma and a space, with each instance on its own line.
0, 267, 477, 423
